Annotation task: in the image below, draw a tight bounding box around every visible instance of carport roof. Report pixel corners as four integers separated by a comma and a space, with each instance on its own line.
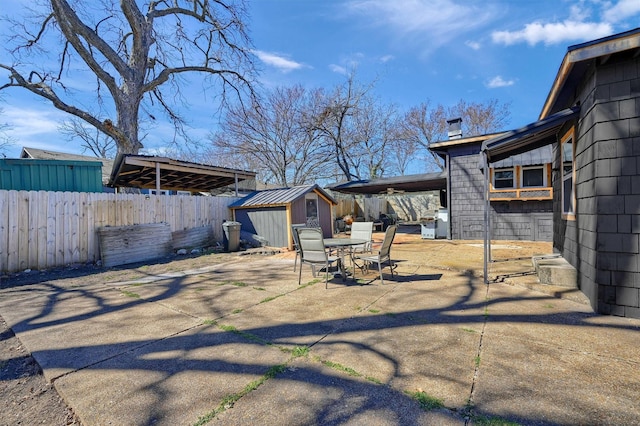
327, 171, 447, 195
109, 154, 256, 192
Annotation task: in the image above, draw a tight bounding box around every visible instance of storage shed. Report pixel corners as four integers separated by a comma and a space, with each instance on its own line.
229, 184, 337, 249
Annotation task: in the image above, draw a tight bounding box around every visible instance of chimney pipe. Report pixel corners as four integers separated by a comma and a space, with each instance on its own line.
447, 117, 462, 139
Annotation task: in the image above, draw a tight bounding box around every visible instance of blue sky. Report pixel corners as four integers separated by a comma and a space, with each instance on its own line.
2, 0, 640, 163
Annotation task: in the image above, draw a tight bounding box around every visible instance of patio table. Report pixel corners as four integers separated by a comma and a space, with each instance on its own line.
324, 238, 367, 280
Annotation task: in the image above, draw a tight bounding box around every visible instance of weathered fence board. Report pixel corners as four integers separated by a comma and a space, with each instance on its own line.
0, 190, 240, 273
98, 223, 172, 268
171, 225, 215, 250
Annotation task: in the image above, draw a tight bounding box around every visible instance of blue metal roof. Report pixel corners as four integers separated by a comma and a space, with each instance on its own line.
481, 106, 580, 163
229, 184, 337, 208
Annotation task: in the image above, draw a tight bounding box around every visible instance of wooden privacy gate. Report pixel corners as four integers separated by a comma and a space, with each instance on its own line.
0, 190, 239, 274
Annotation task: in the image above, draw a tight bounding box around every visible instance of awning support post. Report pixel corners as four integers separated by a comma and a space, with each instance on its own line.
483, 151, 491, 284
156, 162, 161, 193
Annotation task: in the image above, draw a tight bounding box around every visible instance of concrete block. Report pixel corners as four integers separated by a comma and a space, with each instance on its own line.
532, 254, 578, 288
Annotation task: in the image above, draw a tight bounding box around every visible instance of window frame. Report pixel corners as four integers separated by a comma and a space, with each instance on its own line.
305, 193, 319, 227
492, 167, 515, 189
561, 128, 576, 220
520, 165, 547, 188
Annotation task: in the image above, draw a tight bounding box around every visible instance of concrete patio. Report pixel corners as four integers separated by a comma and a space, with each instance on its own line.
1, 237, 639, 425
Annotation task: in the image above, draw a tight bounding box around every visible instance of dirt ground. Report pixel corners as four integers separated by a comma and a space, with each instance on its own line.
0, 229, 554, 425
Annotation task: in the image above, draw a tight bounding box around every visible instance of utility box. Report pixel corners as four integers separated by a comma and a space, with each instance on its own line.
436, 208, 448, 239
222, 221, 242, 252
420, 218, 436, 239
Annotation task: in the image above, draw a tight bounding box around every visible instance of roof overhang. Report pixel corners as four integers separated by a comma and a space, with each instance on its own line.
541, 28, 640, 118
109, 155, 256, 192
429, 132, 505, 150
327, 171, 447, 195
481, 106, 581, 163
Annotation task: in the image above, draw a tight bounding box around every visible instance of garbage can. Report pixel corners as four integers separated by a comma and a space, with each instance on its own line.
222, 221, 242, 252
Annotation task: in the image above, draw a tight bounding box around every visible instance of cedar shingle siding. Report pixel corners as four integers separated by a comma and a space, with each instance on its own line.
555, 52, 640, 318
447, 143, 553, 241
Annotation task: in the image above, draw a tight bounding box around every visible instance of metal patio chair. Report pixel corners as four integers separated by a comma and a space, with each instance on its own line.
291, 223, 307, 272
354, 225, 397, 285
296, 227, 340, 288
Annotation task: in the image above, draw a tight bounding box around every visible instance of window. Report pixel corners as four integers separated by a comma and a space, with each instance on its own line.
305, 193, 319, 227
493, 168, 514, 189
521, 165, 546, 188
561, 129, 575, 218
149, 189, 169, 195
489, 163, 552, 201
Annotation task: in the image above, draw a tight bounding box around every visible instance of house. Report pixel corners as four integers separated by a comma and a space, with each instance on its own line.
229, 184, 337, 249
430, 130, 555, 241
480, 28, 640, 319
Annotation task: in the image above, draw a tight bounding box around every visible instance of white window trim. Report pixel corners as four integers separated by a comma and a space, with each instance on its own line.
492, 167, 515, 189
561, 129, 576, 220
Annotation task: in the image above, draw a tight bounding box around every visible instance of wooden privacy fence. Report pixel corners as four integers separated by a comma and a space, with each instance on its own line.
0, 190, 240, 274
333, 194, 386, 221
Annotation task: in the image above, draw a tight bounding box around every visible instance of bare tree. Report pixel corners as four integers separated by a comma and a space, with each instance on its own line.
0, 0, 257, 156
349, 98, 399, 179
448, 99, 511, 136
386, 115, 418, 176
59, 117, 117, 158
400, 99, 511, 171
210, 85, 332, 186
400, 101, 447, 170
0, 107, 14, 157
314, 70, 374, 181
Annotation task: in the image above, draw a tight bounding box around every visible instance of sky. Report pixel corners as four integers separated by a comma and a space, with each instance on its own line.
1, 0, 640, 168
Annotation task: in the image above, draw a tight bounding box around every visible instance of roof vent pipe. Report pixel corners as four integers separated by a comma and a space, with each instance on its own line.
447, 117, 462, 139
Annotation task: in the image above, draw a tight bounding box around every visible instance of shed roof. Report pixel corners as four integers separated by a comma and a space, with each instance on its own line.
327, 171, 447, 195
229, 184, 337, 208
109, 154, 256, 192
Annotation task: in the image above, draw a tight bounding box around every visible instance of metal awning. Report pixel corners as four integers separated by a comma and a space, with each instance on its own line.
327, 171, 447, 195
481, 106, 581, 163
109, 154, 256, 193
490, 145, 553, 168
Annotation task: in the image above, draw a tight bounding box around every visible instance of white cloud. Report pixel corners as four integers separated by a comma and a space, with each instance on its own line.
486, 76, 515, 88
344, 0, 498, 54
1, 105, 74, 156
603, 0, 640, 23
465, 40, 481, 50
329, 64, 348, 75
492, 20, 613, 46
379, 54, 395, 63
4, 106, 61, 137
253, 50, 306, 72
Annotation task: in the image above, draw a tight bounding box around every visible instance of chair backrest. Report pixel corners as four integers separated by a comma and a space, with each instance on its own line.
350, 221, 373, 249
291, 223, 306, 250
296, 227, 327, 263
378, 225, 397, 259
